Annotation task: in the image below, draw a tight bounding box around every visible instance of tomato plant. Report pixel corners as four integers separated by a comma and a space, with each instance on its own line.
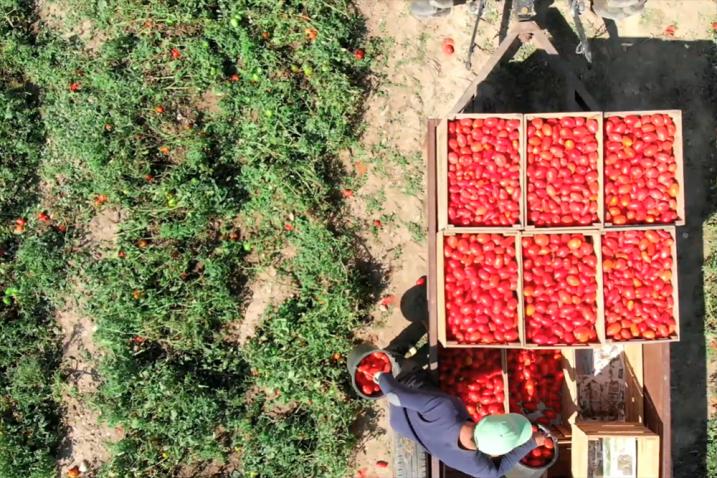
522, 234, 599, 345
0, 0, 378, 477
439, 349, 505, 423
526, 116, 599, 227
447, 117, 521, 226
603, 230, 677, 340
604, 114, 680, 225
444, 233, 520, 345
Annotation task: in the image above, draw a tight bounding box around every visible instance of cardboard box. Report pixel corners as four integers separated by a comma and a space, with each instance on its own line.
572, 422, 660, 478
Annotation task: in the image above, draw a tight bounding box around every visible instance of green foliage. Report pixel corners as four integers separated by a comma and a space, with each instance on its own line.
709, 419, 717, 477
1, 0, 376, 476
0, 47, 65, 475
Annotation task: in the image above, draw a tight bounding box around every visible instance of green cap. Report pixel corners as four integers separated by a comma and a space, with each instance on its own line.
473, 413, 532, 456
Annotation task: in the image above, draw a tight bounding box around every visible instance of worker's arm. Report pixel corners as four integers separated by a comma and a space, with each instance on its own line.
469, 437, 538, 478
376, 373, 452, 417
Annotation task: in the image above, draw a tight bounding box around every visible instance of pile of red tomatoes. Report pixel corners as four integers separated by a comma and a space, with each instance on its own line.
355, 352, 392, 397
526, 116, 600, 227
447, 117, 521, 226
439, 348, 505, 423
602, 229, 676, 340
522, 234, 599, 345
444, 234, 520, 345
604, 114, 679, 225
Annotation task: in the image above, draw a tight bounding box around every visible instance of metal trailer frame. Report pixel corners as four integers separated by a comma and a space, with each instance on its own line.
424, 21, 672, 478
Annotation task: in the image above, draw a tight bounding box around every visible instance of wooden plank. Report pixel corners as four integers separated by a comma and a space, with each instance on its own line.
561, 347, 579, 425
437, 119, 448, 231
625, 344, 645, 423
643, 344, 671, 478
594, 231, 606, 344
570, 421, 589, 477
515, 233, 526, 345
426, 119, 442, 478
637, 436, 661, 478
603, 110, 684, 227
436, 231, 447, 346
523, 112, 604, 229
501, 349, 510, 413
577, 421, 658, 437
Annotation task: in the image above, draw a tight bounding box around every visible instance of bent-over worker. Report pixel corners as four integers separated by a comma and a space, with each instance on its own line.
374, 371, 545, 478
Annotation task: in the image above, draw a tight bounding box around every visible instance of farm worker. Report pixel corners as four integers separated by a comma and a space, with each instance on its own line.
372, 370, 545, 478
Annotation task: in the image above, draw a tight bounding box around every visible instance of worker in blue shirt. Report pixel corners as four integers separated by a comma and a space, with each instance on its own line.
372, 369, 546, 478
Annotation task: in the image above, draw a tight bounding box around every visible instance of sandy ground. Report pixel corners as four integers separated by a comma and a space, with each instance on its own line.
350, 1, 717, 477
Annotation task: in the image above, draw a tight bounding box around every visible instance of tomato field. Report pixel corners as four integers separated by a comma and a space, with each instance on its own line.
0, 1, 378, 477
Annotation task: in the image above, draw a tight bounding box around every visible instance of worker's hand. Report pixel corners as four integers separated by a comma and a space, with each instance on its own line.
372, 371, 383, 384
533, 431, 546, 447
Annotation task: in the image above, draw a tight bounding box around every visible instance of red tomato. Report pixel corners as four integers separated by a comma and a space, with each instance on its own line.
443, 234, 520, 345
440, 349, 505, 422
527, 116, 599, 226
602, 230, 675, 341
446, 118, 521, 226
355, 352, 392, 397
522, 234, 598, 345
604, 114, 680, 225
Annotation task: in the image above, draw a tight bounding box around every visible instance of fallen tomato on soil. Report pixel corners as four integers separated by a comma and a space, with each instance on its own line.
522, 234, 599, 345
604, 113, 679, 225
526, 116, 599, 227
602, 229, 676, 340
439, 348, 505, 423
444, 233, 520, 345
355, 352, 392, 397
447, 117, 521, 226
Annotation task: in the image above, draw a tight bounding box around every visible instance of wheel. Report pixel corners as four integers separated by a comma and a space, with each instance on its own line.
592, 0, 647, 20
393, 434, 429, 478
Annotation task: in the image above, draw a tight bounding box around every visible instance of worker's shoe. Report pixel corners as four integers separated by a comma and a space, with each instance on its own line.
410, 0, 452, 19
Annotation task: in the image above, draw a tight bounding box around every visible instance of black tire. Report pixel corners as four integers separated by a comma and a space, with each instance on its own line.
592, 0, 646, 20
393, 434, 429, 478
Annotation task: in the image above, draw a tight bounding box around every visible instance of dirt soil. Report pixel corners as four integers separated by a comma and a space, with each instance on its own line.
56, 299, 124, 476
350, 1, 717, 477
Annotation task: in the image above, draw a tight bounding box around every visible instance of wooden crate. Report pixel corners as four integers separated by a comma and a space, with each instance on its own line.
519, 230, 606, 348
506, 347, 579, 426
570, 344, 645, 423
437, 230, 524, 348
437, 114, 525, 231
603, 110, 685, 227
601, 226, 680, 344
571, 421, 660, 478
523, 112, 604, 230
437, 347, 511, 414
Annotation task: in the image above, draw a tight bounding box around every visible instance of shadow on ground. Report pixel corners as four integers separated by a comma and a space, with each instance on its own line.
462, 5, 716, 477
